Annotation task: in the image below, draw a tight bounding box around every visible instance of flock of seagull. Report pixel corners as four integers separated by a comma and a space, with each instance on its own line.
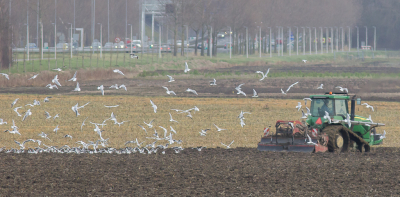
0, 59, 378, 154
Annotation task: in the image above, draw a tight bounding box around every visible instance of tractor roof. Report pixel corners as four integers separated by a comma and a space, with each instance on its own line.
310, 92, 350, 99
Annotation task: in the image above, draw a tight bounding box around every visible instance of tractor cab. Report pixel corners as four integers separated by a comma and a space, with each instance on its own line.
307, 92, 350, 129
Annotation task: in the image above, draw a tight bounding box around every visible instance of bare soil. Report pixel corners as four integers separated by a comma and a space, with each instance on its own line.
1, 147, 399, 196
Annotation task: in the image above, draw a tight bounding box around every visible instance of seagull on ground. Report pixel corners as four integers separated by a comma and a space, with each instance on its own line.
97, 85, 104, 96
46, 84, 58, 89
317, 84, 324, 89
150, 100, 157, 113
0, 73, 9, 80
11, 98, 19, 108
184, 62, 190, 73
169, 113, 178, 123
119, 84, 127, 91
361, 103, 374, 112
221, 140, 234, 149
186, 88, 198, 95
13, 107, 22, 117
68, 71, 78, 81
295, 102, 302, 111
113, 69, 125, 75
336, 86, 349, 93
303, 98, 312, 105
22, 109, 32, 121
44, 111, 52, 119
162, 86, 176, 95
28, 74, 39, 80
213, 124, 226, 132
192, 147, 206, 151
52, 75, 62, 86
166, 75, 175, 82
252, 89, 258, 98
209, 78, 217, 86
73, 82, 81, 91
255, 69, 270, 81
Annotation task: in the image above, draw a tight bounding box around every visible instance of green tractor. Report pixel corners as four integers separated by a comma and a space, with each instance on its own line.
257, 92, 386, 153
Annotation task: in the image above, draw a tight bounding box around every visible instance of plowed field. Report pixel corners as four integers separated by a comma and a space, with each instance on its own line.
1, 147, 400, 196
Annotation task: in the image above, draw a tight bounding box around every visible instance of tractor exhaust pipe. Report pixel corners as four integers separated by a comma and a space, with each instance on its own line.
350, 98, 355, 121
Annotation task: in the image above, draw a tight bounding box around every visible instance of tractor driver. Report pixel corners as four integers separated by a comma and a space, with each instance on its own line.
321, 99, 333, 115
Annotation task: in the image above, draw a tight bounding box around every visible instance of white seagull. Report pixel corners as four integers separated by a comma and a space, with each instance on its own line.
209, 78, 217, 86
13, 107, 22, 117
0, 119, 7, 125
150, 100, 157, 113
186, 88, 198, 95
64, 134, 73, 139
113, 69, 125, 75
286, 82, 299, 93
0, 73, 9, 80
53, 68, 62, 72
213, 123, 226, 132
380, 130, 386, 140
144, 119, 155, 128
81, 117, 89, 131
306, 134, 316, 145
38, 132, 52, 141
109, 84, 119, 89
97, 85, 104, 96
255, 68, 270, 81
184, 62, 190, 73
68, 71, 78, 81
11, 98, 19, 108
295, 102, 302, 111
53, 125, 59, 134
302, 60, 307, 63
221, 140, 234, 149
22, 109, 32, 121
119, 84, 127, 91
162, 86, 176, 95
252, 89, 258, 98
361, 103, 374, 112
317, 84, 324, 89
169, 113, 178, 123
29, 74, 39, 80
303, 98, 312, 105
73, 82, 81, 91
281, 88, 287, 95
336, 86, 349, 93
166, 75, 175, 82
46, 84, 58, 89
52, 75, 62, 86
44, 111, 52, 119
14, 139, 36, 149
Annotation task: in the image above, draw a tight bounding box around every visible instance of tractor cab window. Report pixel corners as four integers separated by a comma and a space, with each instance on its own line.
311, 98, 334, 117
335, 99, 348, 117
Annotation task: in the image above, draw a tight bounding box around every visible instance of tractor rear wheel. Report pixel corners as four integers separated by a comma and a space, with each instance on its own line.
323, 125, 350, 153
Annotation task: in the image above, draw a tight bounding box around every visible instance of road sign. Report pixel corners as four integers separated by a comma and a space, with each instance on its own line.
114, 37, 121, 43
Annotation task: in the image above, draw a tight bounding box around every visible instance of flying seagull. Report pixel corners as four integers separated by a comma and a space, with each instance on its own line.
162, 86, 176, 95
68, 71, 78, 81
169, 113, 178, 123
52, 75, 62, 86
0, 73, 10, 80
252, 89, 258, 98
184, 62, 190, 73
221, 140, 234, 149
295, 102, 302, 111
97, 85, 104, 96
213, 123, 226, 132
166, 75, 175, 82
113, 69, 125, 76
186, 88, 198, 95
335, 86, 349, 93
11, 98, 19, 108
255, 68, 270, 81
302, 60, 307, 63
150, 100, 157, 113
303, 98, 312, 105
22, 109, 32, 121
119, 84, 127, 91
317, 84, 323, 89
209, 78, 217, 86
28, 74, 39, 80
73, 82, 81, 91
361, 103, 374, 112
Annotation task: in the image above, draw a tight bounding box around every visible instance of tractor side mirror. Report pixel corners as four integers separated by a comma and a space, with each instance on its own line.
356, 98, 361, 105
